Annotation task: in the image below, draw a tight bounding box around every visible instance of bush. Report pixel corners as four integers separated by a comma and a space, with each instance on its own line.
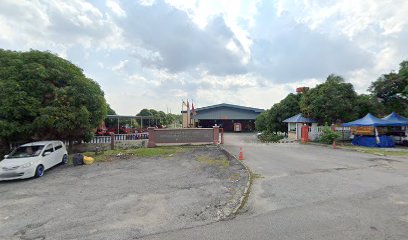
258, 132, 285, 142
319, 126, 341, 144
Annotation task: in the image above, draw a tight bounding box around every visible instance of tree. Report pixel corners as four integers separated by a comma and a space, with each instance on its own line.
136, 109, 180, 127
255, 111, 268, 131
104, 104, 119, 128
137, 109, 155, 127
354, 94, 385, 117
107, 104, 116, 115
300, 74, 358, 124
369, 60, 408, 116
256, 93, 301, 133
0, 49, 108, 149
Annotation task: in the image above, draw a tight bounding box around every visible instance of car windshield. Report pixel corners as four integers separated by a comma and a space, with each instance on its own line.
8, 145, 45, 159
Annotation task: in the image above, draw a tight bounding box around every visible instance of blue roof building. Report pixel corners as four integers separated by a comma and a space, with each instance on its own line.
283, 113, 317, 123
186, 103, 264, 132
283, 113, 318, 140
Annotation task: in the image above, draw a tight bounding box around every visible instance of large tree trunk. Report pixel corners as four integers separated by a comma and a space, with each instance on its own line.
68, 139, 73, 154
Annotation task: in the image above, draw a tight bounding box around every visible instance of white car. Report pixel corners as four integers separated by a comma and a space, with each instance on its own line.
0, 141, 68, 180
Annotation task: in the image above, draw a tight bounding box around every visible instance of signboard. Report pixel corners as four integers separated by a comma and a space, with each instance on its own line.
351, 126, 387, 135
155, 128, 214, 143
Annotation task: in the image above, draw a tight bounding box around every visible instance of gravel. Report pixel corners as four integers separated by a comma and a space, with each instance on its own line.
0, 145, 248, 240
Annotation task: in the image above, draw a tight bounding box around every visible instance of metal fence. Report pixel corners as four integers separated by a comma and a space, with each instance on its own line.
308, 126, 351, 141
7, 133, 149, 150
89, 133, 149, 143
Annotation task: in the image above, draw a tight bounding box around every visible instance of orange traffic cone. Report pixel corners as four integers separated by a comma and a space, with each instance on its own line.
332, 140, 337, 149
239, 147, 244, 160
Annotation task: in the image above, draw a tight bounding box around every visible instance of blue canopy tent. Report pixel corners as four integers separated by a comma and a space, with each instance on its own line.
343, 113, 393, 127
342, 113, 395, 147
382, 112, 408, 145
382, 112, 408, 126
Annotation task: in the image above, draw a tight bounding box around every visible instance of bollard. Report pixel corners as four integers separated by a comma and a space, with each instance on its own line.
239, 147, 244, 160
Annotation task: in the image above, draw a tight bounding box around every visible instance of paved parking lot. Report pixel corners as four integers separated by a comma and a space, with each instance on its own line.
143, 133, 408, 240
0, 146, 247, 240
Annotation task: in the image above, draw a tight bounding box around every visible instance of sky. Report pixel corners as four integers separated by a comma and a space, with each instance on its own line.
1, 0, 407, 115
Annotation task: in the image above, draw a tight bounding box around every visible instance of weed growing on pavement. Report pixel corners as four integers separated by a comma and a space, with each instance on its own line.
196, 155, 230, 168
344, 146, 408, 156
68, 146, 189, 164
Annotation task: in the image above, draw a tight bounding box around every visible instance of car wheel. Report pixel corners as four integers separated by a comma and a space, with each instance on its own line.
35, 165, 44, 178
61, 154, 68, 165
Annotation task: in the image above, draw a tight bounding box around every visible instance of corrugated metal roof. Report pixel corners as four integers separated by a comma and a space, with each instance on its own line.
193, 103, 264, 120
195, 103, 264, 113
283, 113, 317, 123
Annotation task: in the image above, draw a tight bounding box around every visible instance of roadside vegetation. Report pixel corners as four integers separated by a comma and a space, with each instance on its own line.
257, 132, 285, 142
196, 155, 230, 168
256, 60, 408, 133
342, 146, 408, 157
68, 146, 188, 164
0, 49, 108, 152
136, 108, 181, 127
318, 126, 341, 144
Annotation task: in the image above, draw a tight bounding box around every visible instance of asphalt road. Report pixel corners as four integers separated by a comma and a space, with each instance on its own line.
143, 133, 408, 240
0, 146, 247, 240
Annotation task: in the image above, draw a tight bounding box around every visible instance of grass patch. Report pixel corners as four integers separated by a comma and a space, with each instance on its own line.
196, 155, 230, 168
251, 172, 264, 179
68, 146, 189, 165
344, 146, 408, 156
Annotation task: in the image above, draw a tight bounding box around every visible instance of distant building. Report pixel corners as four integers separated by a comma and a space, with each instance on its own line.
296, 87, 309, 94
183, 103, 264, 132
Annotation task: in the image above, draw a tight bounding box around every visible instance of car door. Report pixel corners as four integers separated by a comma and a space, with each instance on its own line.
53, 143, 64, 165
42, 144, 55, 169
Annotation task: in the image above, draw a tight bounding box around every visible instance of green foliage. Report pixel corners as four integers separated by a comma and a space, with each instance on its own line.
369, 61, 408, 116
255, 111, 268, 131
0, 49, 107, 144
300, 74, 359, 124
354, 94, 385, 117
259, 60, 408, 130
318, 126, 341, 144
107, 105, 116, 115
136, 108, 180, 126
74, 146, 188, 163
256, 93, 300, 133
258, 132, 285, 142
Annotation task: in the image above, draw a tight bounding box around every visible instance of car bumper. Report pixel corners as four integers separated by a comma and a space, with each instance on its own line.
0, 167, 36, 181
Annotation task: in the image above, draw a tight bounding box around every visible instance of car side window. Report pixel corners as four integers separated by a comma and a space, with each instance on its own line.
55, 145, 62, 150
43, 144, 54, 155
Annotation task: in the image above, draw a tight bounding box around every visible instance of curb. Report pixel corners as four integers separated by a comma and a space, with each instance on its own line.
220, 146, 252, 216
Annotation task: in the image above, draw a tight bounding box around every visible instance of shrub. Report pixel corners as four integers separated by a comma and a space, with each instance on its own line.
258, 132, 285, 142
319, 126, 341, 144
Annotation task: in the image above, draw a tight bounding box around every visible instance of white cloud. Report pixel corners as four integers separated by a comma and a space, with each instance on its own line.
0, 0, 122, 50
106, 0, 126, 17
0, 0, 407, 114
112, 59, 129, 72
